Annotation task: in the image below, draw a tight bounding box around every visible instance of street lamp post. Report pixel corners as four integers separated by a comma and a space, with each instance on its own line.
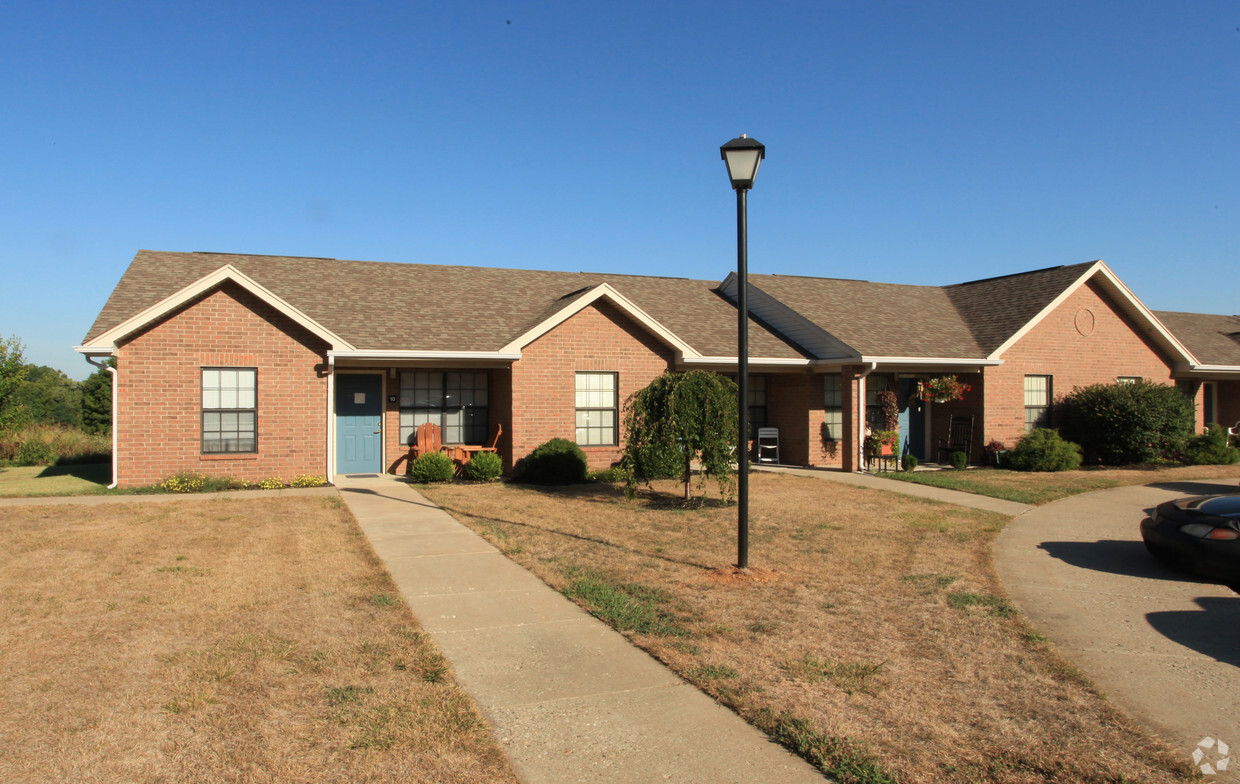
720, 134, 765, 570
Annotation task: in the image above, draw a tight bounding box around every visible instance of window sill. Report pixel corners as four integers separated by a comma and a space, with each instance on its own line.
201, 453, 260, 460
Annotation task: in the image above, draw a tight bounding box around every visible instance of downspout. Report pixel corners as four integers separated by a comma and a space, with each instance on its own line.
326, 354, 335, 485
85, 355, 119, 489
856, 362, 877, 473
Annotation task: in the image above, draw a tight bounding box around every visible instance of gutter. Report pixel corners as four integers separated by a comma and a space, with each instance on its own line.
82, 352, 118, 490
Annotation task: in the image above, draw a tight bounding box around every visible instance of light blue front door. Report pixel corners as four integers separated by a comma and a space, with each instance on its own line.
336, 374, 383, 474
898, 379, 926, 460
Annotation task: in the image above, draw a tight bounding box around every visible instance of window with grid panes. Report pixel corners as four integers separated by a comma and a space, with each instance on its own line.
823, 374, 843, 441
1024, 375, 1052, 430
575, 372, 617, 445
399, 371, 488, 445
201, 368, 257, 453
748, 375, 767, 435
865, 374, 890, 429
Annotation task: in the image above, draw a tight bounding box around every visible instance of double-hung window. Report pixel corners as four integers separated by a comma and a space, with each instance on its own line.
823, 374, 843, 441
1024, 375, 1052, 430
399, 371, 488, 445
202, 368, 257, 453
575, 372, 617, 445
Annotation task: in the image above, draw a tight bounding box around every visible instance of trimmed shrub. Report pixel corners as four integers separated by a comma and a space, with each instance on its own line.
901, 453, 918, 472
408, 452, 455, 483
588, 466, 627, 483
949, 451, 968, 470
1007, 428, 1082, 472
463, 451, 503, 482
1182, 424, 1240, 466
514, 438, 588, 485
1057, 380, 1193, 465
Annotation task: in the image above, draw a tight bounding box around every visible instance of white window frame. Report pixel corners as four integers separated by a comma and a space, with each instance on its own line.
575, 372, 617, 446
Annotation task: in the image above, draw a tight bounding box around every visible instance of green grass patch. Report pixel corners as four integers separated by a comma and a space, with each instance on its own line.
754, 709, 898, 784
901, 573, 959, 593
561, 569, 689, 637
877, 467, 1124, 505
946, 591, 1015, 618
0, 462, 113, 497
780, 654, 889, 696
686, 663, 738, 679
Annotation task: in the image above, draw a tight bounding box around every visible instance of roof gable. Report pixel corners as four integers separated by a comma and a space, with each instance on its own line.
79, 263, 353, 351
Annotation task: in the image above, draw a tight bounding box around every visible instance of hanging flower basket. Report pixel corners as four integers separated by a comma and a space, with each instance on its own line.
921, 375, 971, 404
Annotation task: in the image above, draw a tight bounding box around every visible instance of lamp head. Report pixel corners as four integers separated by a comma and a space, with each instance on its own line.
720, 134, 765, 190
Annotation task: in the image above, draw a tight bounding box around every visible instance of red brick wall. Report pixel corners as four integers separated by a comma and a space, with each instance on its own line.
511, 301, 675, 470
983, 280, 1178, 451
114, 283, 328, 488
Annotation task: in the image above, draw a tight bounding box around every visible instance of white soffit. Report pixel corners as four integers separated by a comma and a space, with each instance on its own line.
986, 260, 1198, 365
81, 265, 353, 351
499, 283, 700, 357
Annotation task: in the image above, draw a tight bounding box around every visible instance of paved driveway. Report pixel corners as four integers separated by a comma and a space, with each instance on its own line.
995, 479, 1240, 778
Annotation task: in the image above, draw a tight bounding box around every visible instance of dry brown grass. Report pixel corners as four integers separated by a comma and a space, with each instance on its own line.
425, 473, 1196, 784
0, 497, 517, 784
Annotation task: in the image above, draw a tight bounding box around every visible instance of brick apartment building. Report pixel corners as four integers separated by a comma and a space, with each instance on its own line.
77, 250, 1240, 488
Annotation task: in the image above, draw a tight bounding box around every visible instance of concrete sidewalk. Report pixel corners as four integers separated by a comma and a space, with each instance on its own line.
756, 465, 1033, 517
335, 475, 825, 784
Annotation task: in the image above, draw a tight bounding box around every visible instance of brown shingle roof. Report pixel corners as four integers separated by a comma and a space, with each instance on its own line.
84, 250, 806, 360
1153, 310, 1240, 367
747, 274, 987, 358
944, 262, 1097, 354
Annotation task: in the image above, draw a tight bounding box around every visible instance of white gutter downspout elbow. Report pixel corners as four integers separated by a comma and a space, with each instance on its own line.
85, 355, 119, 489
856, 362, 877, 473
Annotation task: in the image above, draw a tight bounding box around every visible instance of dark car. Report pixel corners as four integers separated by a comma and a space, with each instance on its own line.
1141, 494, 1240, 590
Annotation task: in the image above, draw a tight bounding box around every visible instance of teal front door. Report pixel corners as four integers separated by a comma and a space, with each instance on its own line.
898, 379, 926, 460
336, 374, 383, 474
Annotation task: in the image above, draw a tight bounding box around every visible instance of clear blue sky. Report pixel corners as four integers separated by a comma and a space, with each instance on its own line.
3, 1, 1236, 379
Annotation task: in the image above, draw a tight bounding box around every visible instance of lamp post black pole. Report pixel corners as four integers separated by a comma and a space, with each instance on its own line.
720, 134, 764, 571
736, 184, 750, 570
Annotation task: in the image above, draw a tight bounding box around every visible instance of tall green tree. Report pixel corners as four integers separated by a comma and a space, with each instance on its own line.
621, 370, 738, 501
14, 365, 82, 427
0, 335, 30, 431
80, 360, 114, 435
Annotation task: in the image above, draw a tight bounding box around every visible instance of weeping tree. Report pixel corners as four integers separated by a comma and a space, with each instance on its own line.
621, 370, 738, 501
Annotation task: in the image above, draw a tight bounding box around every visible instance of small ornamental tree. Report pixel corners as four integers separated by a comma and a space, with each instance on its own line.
0, 335, 30, 432
621, 370, 738, 501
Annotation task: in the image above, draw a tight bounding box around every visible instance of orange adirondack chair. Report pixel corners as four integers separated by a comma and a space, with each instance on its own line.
411, 422, 442, 459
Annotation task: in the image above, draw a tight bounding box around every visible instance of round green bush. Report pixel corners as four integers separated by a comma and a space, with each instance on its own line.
408, 452, 455, 483
514, 438, 588, 485
1182, 424, 1240, 466
1057, 380, 1193, 465
463, 450, 503, 481
949, 451, 968, 470
901, 453, 918, 472
1007, 428, 1082, 472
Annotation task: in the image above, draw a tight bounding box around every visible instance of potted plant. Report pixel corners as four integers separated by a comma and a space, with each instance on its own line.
921, 375, 972, 404
864, 429, 900, 459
